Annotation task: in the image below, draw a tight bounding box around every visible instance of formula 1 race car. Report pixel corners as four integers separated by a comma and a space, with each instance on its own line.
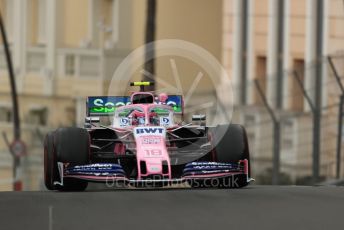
44, 82, 253, 191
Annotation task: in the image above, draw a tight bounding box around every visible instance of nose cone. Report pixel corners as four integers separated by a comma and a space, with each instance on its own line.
134, 127, 171, 179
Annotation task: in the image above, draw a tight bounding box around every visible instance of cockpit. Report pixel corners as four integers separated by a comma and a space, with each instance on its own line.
112, 104, 174, 128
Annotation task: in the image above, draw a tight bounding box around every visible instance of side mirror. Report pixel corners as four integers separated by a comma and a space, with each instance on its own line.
84, 116, 100, 128
192, 114, 206, 121
192, 114, 206, 126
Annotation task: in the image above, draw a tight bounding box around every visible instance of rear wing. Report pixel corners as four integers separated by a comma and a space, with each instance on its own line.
86, 95, 183, 116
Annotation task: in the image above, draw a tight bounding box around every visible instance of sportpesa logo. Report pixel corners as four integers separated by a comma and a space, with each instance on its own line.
87, 96, 183, 115
88, 96, 131, 115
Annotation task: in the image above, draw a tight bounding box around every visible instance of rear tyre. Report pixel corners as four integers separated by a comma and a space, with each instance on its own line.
44, 127, 90, 191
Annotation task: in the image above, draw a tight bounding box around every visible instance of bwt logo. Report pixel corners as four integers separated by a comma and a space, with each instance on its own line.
136, 128, 164, 134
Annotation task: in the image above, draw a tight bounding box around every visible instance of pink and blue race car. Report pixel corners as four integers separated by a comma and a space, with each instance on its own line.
44, 82, 253, 191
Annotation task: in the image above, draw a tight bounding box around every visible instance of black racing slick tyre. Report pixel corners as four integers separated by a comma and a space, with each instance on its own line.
213, 124, 250, 188
44, 127, 90, 191
44, 131, 58, 190
188, 124, 250, 189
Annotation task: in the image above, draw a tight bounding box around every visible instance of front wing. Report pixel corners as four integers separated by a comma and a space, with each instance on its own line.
54, 160, 253, 186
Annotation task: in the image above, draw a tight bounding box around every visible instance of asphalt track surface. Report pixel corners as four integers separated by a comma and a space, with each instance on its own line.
0, 185, 343, 230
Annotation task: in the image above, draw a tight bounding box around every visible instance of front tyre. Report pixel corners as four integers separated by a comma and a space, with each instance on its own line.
188, 124, 250, 189
213, 124, 250, 188
44, 131, 58, 190
44, 127, 90, 191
